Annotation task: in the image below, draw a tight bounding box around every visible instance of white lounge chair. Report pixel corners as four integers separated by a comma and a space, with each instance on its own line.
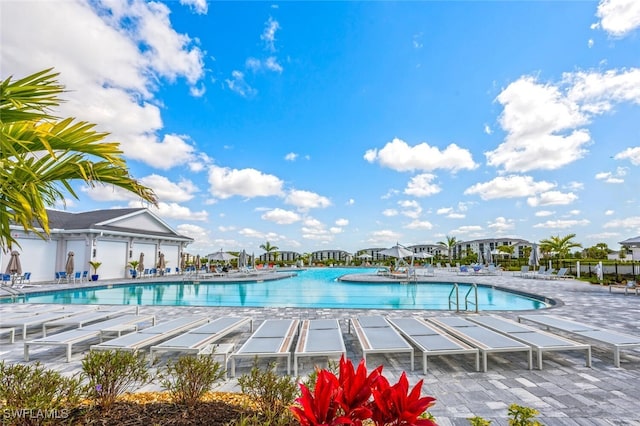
42, 306, 138, 336
518, 314, 640, 367
0, 307, 99, 339
24, 314, 156, 362
150, 316, 253, 362
468, 315, 591, 369
387, 317, 479, 374
514, 265, 529, 277
428, 316, 532, 372
1, 327, 15, 343
90, 316, 209, 353
349, 316, 414, 371
229, 319, 299, 377
294, 319, 346, 376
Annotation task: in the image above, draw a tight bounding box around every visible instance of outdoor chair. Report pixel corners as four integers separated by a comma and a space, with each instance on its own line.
294, 319, 346, 376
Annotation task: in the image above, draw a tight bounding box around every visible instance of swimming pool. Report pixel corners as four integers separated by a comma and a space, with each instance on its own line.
4, 268, 549, 310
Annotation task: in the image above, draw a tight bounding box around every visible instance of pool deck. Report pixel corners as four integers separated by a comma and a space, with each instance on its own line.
1, 268, 639, 425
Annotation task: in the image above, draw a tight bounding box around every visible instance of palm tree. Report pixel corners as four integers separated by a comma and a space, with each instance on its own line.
497, 245, 515, 267
437, 235, 457, 263
539, 234, 582, 267
259, 241, 279, 263
1, 68, 157, 249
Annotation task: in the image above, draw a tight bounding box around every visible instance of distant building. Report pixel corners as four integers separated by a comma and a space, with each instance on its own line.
454, 238, 531, 260
310, 250, 350, 264
619, 236, 640, 260
2, 208, 193, 282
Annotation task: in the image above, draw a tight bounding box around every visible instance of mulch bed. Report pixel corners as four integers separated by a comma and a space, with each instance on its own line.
76, 400, 257, 425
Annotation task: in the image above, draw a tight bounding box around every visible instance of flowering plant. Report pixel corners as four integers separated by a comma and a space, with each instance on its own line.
290, 355, 437, 426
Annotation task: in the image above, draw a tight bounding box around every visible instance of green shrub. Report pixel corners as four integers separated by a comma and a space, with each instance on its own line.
0, 361, 87, 425
159, 354, 225, 406
468, 416, 493, 425
508, 403, 543, 425
235, 359, 298, 425
81, 350, 152, 410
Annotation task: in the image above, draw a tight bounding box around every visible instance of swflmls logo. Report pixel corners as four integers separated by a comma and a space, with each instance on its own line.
2, 408, 70, 420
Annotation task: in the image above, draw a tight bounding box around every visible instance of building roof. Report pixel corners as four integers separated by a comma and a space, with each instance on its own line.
45, 208, 193, 242
619, 236, 640, 246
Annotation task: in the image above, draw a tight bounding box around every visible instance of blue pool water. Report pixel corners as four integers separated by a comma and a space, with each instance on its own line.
5, 268, 548, 310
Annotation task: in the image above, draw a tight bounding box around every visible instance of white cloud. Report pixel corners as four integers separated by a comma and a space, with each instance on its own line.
261, 208, 301, 224
1, 0, 207, 171
284, 152, 298, 161
527, 191, 578, 207
398, 200, 422, 219
364, 137, 478, 172
614, 146, 640, 165
367, 230, 403, 245
450, 225, 483, 236
437, 207, 453, 215
285, 190, 331, 210
382, 209, 398, 217
596, 0, 640, 37
486, 76, 590, 172
603, 216, 640, 230
404, 174, 441, 197
484, 124, 493, 135
533, 219, 590, 229
566, 181, 585, 191
139, 174, 198, 202
145, 202, 208, 221
588, 39, 595, 48
464, 175, 555, 200
238, 227, 284, 242
180, 0, 208, 14
264, 57, 283, 73
261, 17, 280, 52
447, 213, 466, 219
488, 217, 515, 233
335, 218, 349, 226
488, 69, 640, 173
605, 209, 615, 215
405, 220, 433, 230
226, 70, 257, 97
535, 210, 555, 217
595, 166, 627, 183
208, 165, 284, 199
568, 210, 581, 216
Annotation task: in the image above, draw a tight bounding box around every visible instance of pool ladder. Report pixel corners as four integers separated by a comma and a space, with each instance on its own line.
448, 283, 479, 313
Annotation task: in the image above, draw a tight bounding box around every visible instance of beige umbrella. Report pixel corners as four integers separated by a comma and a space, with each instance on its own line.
137, 252, 145, 275
65, 251, 75, 276
157, 252, 166, 275
5, 250, 22, 275
195, 254, 201, 277
180, 253, 186, 272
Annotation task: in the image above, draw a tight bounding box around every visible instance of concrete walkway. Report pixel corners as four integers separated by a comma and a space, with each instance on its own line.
1, 269, 639, 425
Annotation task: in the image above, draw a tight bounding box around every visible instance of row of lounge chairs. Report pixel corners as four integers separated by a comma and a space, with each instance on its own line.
3, 307, 639, 375
515, 266, 574, 280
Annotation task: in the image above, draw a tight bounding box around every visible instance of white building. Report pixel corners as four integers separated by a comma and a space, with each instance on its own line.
620, 236, 640, 260
1, 208, 193, 283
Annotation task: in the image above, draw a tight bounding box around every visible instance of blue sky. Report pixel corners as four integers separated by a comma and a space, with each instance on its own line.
2, 0, 639, 256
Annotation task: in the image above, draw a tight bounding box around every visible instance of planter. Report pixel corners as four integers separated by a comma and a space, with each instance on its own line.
91, 275, 99, 281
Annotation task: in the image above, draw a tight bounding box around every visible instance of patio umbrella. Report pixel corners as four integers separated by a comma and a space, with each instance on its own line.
137, 253, 145, 274
357, 253, 372, 264
239, 250, 247, 268
157, 252, 166, 274
476, 249, 483, 265
484, 245, 492, 265
528, 244, 540, 268
209, 250, 238, 262
5, 250, 22, 275
195, 255, 201, 271
180, 253, 186, 272
378, 244, 414, 259
65, 251, 75, 276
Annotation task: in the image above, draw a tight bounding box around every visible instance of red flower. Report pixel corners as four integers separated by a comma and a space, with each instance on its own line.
370, 372, 437, 426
